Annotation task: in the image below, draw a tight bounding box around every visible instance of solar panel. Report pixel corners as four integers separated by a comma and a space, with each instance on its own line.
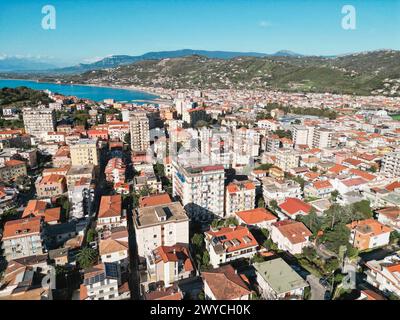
105, 262, 119, 279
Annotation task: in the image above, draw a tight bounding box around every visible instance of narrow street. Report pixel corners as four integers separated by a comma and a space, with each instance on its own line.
306, 274, 327, 300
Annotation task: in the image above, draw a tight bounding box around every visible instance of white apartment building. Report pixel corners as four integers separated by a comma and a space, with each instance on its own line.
270, 220, 312, 255
381, 152, 400, 177
129, 111, 150, 152
99, 238, 129, 273
133, 202, 189, 257
262, 177, 302, 205
70, 139, 99, 166
22, 108, 56, 139
257, 119, 280, 131
204, 226, 258, 268
312, 128, 333, 149
225, 180, 256, 217
145, 244, 194, 287
233, 128, 260, 167
365, 255, 400, 297
80, 263, 130, 300
68, 177, 95, 219
172, 162, 225, 221
1, 217, 44, 261
199, 127, 232, 167
275, 148, 300, 171
292, 125, 314, 147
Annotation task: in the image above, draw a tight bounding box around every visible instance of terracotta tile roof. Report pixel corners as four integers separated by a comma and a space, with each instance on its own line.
350, 168, 376, 181
328, 164, 348, 174
42, 166, 70, 176
346, 219, 393, 236
139, 193, 172, 208
341, 177, 368, 187
38, 174, 65, 184
5, 159, 25, 167
3, 216, 42, 239
272, 220, 312, 244
360, 289, 386, 300
144, 286, 183, 300
79, 284, 88, 300
386, 263, 400, 273
279, 198, 312, 216
98, 195, 122, 218
343, 158, 362, 166
376, 207, 400, 221
235, 208, 277, 225
99, 238, 128, 255
385, 181, 400, 192
202, 264, 251, 300
153, 244, 194, 272
304, 172, 319, 181
22, 200, 47, 217
205, 226, 258, 253
43, 208, 61, 223
227, 180, 255, 193
313, 180, 333, 190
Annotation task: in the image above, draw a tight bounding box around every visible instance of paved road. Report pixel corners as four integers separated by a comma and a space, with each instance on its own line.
306, 274, 327, 300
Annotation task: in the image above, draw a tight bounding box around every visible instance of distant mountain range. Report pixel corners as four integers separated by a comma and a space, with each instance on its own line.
52, 49, 400, 97
1, 49, 399, 97
1, 49, 304, 73
0, 57, 58, 72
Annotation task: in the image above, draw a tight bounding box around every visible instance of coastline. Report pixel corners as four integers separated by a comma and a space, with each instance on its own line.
0, 77, 170, 104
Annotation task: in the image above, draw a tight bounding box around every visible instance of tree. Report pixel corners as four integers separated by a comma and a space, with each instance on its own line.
273, 129, 292, 139
324, 257, 340, 273
390, 230, 400, 245
153, 163, 165, 179
255, 163, 273, 171
15, 175, 31, 190
86, 228, 97, 243
351, 200, 373, 219
191, 233, 204, 250
321, 223, 351, 254
269, 200, 278, 211
76, 247, 98, 269
257, 197, 265, 208
331, 190, 339, 202
197, 291, 205, 300
251, 254, 265, 263
260, 228, 269, 239
202, 251, 210, 267
298, 208, 322, 235
224, 217, 238, 227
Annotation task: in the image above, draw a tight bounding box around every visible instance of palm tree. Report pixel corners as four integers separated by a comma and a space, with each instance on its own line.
76, 247, 98, 269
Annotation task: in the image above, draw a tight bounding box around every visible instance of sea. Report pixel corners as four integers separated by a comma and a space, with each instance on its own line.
0, 79, 158, 103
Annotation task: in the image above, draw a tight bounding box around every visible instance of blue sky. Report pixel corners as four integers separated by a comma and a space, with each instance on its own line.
0, 0, 399, 65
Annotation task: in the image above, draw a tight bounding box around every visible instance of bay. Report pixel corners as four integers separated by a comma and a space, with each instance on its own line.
0, 79, 158, 103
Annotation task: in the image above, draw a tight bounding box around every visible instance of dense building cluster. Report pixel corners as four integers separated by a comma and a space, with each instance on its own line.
0, 86, 399, 301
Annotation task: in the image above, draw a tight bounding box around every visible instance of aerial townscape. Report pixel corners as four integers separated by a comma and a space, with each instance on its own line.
1, 68, 400, 301
0, 0, 399, 305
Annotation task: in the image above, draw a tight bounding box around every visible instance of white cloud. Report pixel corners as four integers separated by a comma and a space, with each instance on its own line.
82, 56, 108, 63
259, 20, 272, 28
